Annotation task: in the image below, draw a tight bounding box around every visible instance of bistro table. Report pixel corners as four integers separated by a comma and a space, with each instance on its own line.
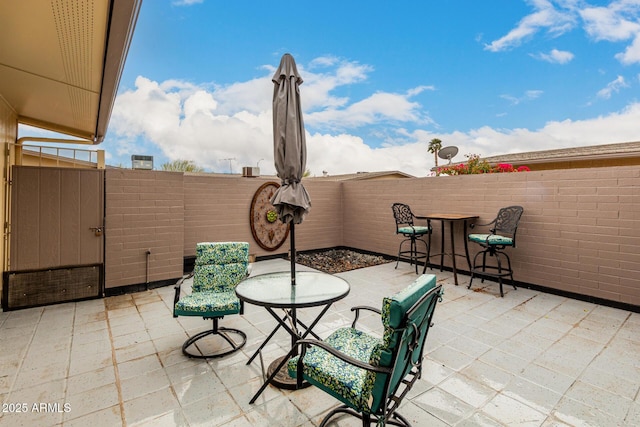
416, 213, 479, 286
235, 270, 350, 403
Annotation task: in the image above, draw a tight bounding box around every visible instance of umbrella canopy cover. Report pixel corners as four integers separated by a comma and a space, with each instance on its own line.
271, 53, 311, 225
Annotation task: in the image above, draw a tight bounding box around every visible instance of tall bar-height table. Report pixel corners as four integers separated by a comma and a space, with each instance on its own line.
417, 213, 478, 286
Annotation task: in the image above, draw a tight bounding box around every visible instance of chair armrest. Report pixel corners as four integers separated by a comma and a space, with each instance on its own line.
413, 216, 431, 228
469, 218, 496, 230
173, 272, 194, 318
350, 306, 381, 328
295, 338, 391, 375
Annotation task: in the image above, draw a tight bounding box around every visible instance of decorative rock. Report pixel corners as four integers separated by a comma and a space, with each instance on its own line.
294, 249, 390, 274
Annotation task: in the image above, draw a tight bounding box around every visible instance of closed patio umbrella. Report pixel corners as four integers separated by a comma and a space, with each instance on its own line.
271, 53, 311, 286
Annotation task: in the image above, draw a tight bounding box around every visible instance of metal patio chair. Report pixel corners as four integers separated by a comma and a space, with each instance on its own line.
173, 241, 249, 358
392, 203, 431, 274
287, 274, 443, 426
468, 206, 524, 297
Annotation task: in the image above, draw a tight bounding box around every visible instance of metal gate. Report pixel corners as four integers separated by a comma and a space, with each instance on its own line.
3, 166, 104, 310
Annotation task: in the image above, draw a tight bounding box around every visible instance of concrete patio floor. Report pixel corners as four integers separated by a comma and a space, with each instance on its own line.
0, 258, 638, 426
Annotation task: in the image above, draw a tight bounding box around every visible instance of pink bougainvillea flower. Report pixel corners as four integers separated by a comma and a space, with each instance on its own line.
496, 163, 514, 172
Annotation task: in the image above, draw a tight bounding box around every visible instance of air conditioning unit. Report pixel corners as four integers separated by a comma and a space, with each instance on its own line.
242, 167, 260, 177
131, 155, 153, 170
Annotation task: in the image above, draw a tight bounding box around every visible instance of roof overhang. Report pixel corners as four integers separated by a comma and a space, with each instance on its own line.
0, 0, 142, 144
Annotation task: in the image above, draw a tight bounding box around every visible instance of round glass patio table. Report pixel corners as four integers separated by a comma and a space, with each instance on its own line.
236, 270, 350, 309
236, 270, 350, 403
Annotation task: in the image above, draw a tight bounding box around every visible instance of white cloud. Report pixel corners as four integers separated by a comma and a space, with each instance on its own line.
500, 89, 543, 105
109, 70, 640, 177
534, 48, 575, 63
301, 60, 373, 111
615, 32, 640, 64
526, 89, 544, 99
597, 75, 628, 98
305, 91, 430, 130
211, 77, 272, 115
488, 1, 640, 64
308, 56, 339, 68
172, 0, 203, 6
580, 4, 640, 42
106, 54, 640, 177
485, 0, 576, 52
580, 2, 640, 63
109, 59, 433, 175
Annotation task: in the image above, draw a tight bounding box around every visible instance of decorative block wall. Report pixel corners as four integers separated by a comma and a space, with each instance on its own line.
104, 166, 639, 307
342, 167, 639, 306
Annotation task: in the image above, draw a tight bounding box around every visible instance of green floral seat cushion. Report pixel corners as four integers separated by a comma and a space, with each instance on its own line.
175, 242, 249, 318
174, 290, 240, 317
288, 328, 383, 413
192, 262, 248, 293
195, 242, 249, 265
290, 274, 437, 415
397, 225, 430, 235
468, 233, 513, 246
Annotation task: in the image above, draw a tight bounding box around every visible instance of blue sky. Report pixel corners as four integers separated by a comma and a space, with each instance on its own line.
25, 0, 640, 176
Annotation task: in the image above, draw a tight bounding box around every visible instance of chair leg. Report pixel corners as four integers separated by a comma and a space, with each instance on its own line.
319, 405, 412, 427
470, 247, 518, 297
481, 250, 488, 283
395, 237, 416, 271
320, 405, 361, 427
500, 250, 517, 290
362, 413, 371, 427
417, 236, 429, 274
395, 238, 409, 269
495, 252, 505, 297
468, 249, 486, 289
410, 237, 418, 273
397, 235, 429, 274
495, 250, 517, 296
182, 317, 247, 359
390, 412, 412, 427
422, 233, 432, 273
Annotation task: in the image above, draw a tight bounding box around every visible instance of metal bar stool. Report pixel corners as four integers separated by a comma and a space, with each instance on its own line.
392, 203, 431, 274
468, 206, 524, 297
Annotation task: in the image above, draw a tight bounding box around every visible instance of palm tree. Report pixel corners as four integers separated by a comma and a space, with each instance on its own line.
427, 138, 442, 175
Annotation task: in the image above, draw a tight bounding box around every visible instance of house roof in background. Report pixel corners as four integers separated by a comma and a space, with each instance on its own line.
482, 141, 640, 165
308, 171, 416, 181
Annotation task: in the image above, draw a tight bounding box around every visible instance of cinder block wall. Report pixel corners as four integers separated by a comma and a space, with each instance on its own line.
342, 166, 640, 306
182, 176, 342, 259
104, 169, 185, 289
104, 166, 639, 307
105, 173, 343, 288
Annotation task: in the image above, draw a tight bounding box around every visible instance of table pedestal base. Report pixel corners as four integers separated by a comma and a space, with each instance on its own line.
267, 355, 310, 390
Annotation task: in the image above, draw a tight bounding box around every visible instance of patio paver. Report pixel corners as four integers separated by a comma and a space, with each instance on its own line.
0, 258, 638, 426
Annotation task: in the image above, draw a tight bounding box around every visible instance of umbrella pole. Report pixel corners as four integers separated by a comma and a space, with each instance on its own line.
290, 222, 298, 354
290, 222, 296, 286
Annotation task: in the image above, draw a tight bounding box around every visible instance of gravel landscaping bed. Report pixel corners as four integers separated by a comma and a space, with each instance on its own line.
293, 248, 392, 274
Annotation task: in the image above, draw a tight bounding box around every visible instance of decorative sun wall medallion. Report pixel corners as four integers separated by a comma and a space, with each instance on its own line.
249, 182, 290, 251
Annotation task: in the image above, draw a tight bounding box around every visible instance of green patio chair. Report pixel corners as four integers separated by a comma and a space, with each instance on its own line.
287, 274, 442, 426
468, 206, 524, 297
173, 241, 249, 358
